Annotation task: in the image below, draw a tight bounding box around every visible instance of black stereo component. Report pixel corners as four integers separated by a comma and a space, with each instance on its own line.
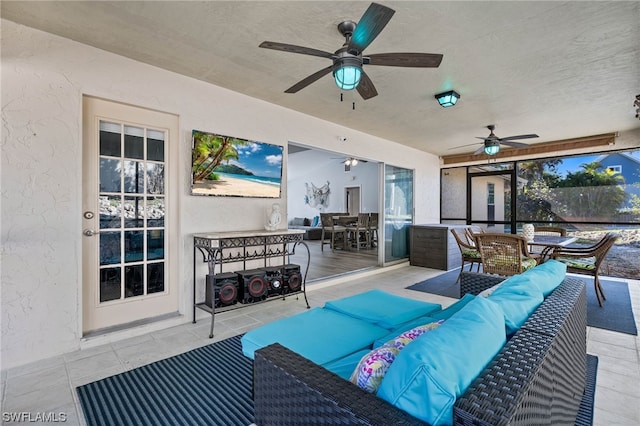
262, 266, 285, 297
205, 272, 239, 308
236, 269, 268, 303
282, 264, 302, 293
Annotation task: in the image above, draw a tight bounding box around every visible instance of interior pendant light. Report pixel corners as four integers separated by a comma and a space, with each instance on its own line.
484, 141, 500, 156
435, 90, 460, 108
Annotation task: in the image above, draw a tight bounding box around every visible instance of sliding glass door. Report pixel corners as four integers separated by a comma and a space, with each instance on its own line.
383, 165, 414, 263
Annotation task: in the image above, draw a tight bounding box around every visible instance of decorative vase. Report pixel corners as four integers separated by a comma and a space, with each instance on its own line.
522, 223, 535, 242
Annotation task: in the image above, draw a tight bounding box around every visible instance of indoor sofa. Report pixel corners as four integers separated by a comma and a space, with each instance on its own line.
246, 261, 587, 426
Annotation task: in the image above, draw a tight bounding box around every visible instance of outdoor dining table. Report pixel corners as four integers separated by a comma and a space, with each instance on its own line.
528, 234, 578, 260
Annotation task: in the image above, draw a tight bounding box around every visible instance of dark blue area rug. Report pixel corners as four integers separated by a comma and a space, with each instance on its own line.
407, 270, 637, 335
76, 334, 253, 426
77, 334, 598, 426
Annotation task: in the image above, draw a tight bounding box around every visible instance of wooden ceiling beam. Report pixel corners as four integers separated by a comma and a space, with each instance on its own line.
441, 133, 616, 165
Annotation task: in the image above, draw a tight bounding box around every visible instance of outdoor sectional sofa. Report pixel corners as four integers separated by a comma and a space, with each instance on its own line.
244, 261, 587, 425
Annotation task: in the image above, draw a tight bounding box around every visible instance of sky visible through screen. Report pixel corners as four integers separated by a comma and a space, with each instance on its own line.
554, 150, 640, 177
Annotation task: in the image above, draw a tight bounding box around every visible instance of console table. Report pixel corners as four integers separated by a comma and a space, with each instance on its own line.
193, 229, 310, 338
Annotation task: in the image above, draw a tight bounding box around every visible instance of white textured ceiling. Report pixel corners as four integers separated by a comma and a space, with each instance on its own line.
2, 1, 639, 157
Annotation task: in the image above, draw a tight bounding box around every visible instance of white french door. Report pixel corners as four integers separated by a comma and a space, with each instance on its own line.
82, 96, 179, 334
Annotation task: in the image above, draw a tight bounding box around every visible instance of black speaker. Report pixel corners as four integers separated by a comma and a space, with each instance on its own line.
283, 264, 302, 293
263, 266, 284, 297
205, 272, 239, 308
236, 269, 268, 303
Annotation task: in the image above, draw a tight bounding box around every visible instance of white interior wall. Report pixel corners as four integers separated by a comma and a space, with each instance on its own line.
0, 20, 441, 370
287, 149, 379, 220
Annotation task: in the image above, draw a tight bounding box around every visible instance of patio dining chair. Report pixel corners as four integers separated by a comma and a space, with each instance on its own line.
450, 228, 482, 282
474, 233, 540, 277
534, 226, 567, 236
551, 232, 619, 307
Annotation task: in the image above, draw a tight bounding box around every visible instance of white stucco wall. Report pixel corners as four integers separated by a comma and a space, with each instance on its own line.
0, 20, 441, 369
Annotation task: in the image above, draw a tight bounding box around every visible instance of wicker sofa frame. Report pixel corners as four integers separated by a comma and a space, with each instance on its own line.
253, 272, 587, 426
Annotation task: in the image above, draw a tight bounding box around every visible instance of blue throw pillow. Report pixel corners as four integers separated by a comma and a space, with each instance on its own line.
311, 215, 320, 227
377, 297, 506, 426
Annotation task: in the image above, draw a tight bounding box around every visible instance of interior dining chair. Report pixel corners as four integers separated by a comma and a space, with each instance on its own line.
368, 213, 379, 248
474, 233, 540, 276
450, 228, 482, 283
320, 213, 348, 252
551, 232, 619, 307
346, 213, 370, 250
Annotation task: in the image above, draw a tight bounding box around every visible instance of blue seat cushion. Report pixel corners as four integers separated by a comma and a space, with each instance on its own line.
323, 289, 442, 330
372, 294, 476, 348
240, 307, 389, 365
377, 297, 506, 426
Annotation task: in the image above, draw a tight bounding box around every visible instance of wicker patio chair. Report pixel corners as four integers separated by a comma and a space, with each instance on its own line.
551, 232, 618, 307
534, 226, 567, 236
475, 233, 540, 276
450, 228, 482, 282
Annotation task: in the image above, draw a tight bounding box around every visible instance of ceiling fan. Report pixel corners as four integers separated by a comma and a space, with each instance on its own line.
259, 2, 443, 100
452, 125, 539, 156
333, 156, 368, 171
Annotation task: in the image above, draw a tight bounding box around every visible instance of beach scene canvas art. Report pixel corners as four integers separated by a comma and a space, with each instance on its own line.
191, 130, 283, 198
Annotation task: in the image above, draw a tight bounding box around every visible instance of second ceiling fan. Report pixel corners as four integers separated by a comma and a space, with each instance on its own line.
259, 2, 443, 100
452, 125, 539, 156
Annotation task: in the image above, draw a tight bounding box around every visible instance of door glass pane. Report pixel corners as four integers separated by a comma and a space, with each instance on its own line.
124, 231, 144, 262
100, 158, 121, 192
147, 262, 164, 294
124, 126, 144, 160
125, 265, 144, 298
124, 160, 144, 194
99, 121, 121, 157
147, 129, 165, 162
147, 197, 164, 227
99, 195, 122, 229
100, 267, 121, 302
384, 165, 414, 262
100, 232, 121, 265
147, 230, 164, 260
146, 163, 164, 194
124, 196, 144, 228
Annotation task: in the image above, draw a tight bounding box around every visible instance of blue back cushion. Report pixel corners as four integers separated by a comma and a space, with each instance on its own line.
324, 290, 442, 330
377, 297, 506, 426
241, 307, 389, 365
520, 259, 566, 296
372, 294, 476, 348
489, 274, 544, 335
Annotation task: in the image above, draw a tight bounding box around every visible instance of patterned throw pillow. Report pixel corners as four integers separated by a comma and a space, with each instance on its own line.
350, 320, 444, 393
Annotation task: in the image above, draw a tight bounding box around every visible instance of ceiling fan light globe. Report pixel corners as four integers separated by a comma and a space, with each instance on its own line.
484, 142, 500, 156
351, 158, 358, 166
334, 65, 362, 90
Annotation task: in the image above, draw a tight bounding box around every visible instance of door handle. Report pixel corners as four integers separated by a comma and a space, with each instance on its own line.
83, 229, 100, 237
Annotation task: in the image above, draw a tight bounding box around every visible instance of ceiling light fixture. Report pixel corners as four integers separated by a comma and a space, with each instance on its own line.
484, 141, 501, 156
435, 90, 460, 108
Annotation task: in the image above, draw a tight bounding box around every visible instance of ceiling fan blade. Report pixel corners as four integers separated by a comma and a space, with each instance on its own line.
473, 146, 486, 155
499, 134, 539, 141
348, 3, 395, 54
259, 41, 334, 59
449, 142, 483, 150
500, 141, 530, 149
284, 66, 333, 93
475, 137, 492, 141
356, 70, 378, 100
366, 53, 443, 68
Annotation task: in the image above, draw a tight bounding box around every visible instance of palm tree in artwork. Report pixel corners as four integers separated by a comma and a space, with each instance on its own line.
192, 132, 247, 182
